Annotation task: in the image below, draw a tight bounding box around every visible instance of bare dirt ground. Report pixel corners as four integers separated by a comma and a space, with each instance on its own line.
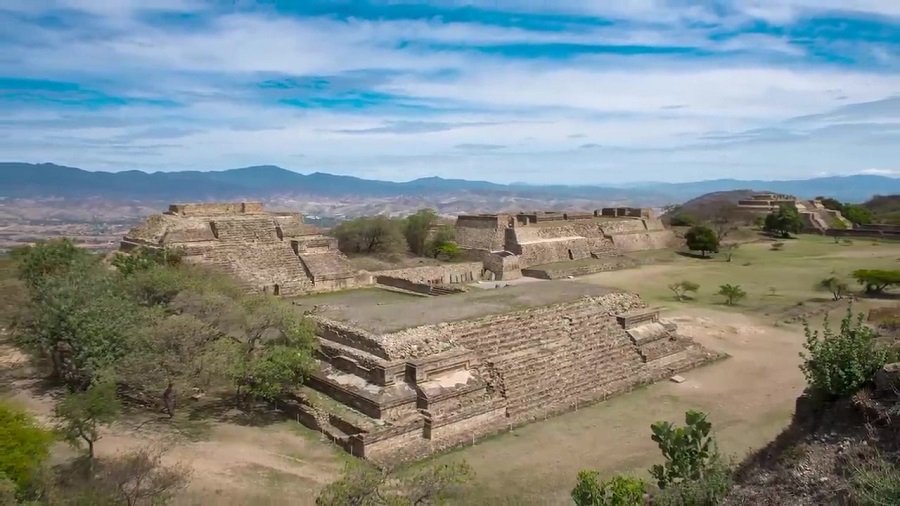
0, 335, 346, 506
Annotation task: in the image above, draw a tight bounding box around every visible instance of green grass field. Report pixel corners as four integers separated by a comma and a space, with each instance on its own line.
591, 235, 900, 313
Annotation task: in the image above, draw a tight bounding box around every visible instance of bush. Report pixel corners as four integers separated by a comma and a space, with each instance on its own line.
669, 214, 695, 227
764, 205, 803, 238
853, 269, 900, 294
668, 281, 699, 302
800, 308, 885, 399
650, 410, 718, 489
571, 472, 646, 506
652, 458, 732, 506
717, 284, 746, 306
817, 276, 849, 301
0, 401, 54, 496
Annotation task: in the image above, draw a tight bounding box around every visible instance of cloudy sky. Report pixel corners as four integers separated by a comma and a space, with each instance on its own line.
1, 1, 898, 183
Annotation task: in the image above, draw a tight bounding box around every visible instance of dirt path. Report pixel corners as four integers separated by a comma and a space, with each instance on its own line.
431, 307, 809, 505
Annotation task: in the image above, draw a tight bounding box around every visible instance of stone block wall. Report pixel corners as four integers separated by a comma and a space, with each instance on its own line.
168, 202, 263, 216
374, 263, 483, 285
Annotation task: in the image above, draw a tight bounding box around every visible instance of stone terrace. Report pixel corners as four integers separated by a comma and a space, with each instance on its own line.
294, 280, 615, 335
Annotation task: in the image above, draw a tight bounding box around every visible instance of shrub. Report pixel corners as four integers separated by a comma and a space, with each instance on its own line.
853, 269, 900, 294
0, 401, 54, 495
668, 281, 700, 302
669, 214, 695, 227
571, 472, 646, 506
817, 276, 849, 301
800, 308, 885, 399
652, 458, 732, 506
650, 410, 717, 488
764, 205, 803, 238
717, 284, 746, 306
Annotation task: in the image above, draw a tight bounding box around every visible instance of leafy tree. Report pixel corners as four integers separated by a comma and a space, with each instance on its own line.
817, 276, 849, 301
13, 238, 89, 291
668, 214, 695, 227
19, 262, 146, 387
650, 410, 717, 489
216, 297, 317, 404
332, 216, 406, 254
668, 281, 699, 302
0, 401, 54, 495
118, 314, 217, 417
763, 205, 804, 238
112, 247, 183, 277
800, 308, 885, 399
317, 461, 473, 506
404, 209, 438, 256
684, 226, 719, 257
816, 196, 844, 212
853, 269, 900, 294
54, 381, 121, 470
717, 284, 746, 306
572, 472, 646, 506
842, 204, 874, 226
427, 225, 460, 260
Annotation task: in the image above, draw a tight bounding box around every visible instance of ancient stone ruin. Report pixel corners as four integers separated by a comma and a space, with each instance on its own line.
121, 202, 365, 295
122, 202, 717, 463
289, 281, 718, 463
736, 193, 852, 233
455, 208, 675, 280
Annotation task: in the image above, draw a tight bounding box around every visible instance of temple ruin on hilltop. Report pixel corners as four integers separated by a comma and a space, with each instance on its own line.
120, 202, 365, 295
736, 193, 852, 233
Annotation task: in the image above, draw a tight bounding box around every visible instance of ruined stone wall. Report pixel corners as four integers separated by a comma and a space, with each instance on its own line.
168, 202, 263, 216
609, 231, 675, 252
482, 252, 521, 280
455, 215, 507, 252
374, 263, 483, 285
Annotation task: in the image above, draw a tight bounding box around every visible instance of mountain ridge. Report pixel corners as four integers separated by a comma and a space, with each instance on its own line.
1, 162, 896, 204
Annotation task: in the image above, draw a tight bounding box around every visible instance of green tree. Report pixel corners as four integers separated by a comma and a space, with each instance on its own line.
816, 196, 844, 212
332, 216, 406, 254
717, 284, 746, 306
684, 226, 719, 257
216, 298, 317, 404
668, 214, 695, 227
54, 381, 121, 471
13, 238, 89, 291
118, 313, 217, 418
427, 225, 460, 260
19, 261, 145, 388
842, 204, 874, 226
650, 410, 717, 489
853, 269, 900, 294
572, 472, 646, 506
0, 401, 54, 495
763, 205, 804, 238
404, 209, 438, 256
800, 308, 885, 399
112, 247, 183, 277
668, 281, 700, 302
817, 276, 849, 301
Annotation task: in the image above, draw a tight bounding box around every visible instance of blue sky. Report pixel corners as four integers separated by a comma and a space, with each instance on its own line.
1, 0, 898, 183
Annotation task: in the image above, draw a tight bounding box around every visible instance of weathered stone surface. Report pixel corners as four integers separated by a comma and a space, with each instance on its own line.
121, 202, 362, 296
875, 363, 900, 394
455, 208, 675, 278
298, 290, 720, 464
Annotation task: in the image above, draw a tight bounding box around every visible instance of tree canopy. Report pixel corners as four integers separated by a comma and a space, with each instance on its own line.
332, 216, 406, 254
763, 205, 804, 238
404, 209, 438, 256
684, 226, 719, 257
853, 269, 900, 294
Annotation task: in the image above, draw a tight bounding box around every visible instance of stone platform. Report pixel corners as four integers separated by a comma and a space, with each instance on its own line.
289, 280, 721, 464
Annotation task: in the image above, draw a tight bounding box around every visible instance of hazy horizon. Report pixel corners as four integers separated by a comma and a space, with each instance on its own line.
1, 1, 899, 183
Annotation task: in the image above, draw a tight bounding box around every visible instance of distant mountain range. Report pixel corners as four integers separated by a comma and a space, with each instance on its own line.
2, 162, 897, 205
